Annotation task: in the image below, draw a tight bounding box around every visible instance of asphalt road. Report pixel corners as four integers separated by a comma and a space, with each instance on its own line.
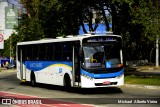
0, 72, 160, 107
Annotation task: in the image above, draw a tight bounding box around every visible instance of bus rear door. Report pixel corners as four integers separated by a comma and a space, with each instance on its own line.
20, 47, 26, 82
72, 45, 80, 87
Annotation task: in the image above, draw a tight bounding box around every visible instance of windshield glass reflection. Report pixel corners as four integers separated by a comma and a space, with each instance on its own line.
82, 44, 121, 69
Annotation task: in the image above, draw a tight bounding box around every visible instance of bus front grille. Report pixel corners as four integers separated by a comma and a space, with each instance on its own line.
95, 82, 117, 86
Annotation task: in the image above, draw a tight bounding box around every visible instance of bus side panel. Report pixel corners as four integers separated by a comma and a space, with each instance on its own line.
55, 63, 72, 86
25, 68, 31, 82
25, 61, 72, 86
35, 64, 60, 85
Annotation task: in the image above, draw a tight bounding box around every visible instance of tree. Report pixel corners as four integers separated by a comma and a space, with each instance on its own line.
130, 0, 160, 41
130, 0, 160, 64
3, 0, 158, 65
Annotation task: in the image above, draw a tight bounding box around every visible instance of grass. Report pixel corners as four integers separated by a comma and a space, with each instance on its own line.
124, 75, 160, 86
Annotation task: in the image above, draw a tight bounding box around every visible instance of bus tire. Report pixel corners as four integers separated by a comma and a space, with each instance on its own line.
64, 74, 71, 89
31, 72, 36, 87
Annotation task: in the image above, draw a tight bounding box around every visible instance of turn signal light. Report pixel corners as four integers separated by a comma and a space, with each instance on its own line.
118, 64, 123, 67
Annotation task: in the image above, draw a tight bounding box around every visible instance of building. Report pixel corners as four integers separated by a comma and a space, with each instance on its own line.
0, 0, 18, 40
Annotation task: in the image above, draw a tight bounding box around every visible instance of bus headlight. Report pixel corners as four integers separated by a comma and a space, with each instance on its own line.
87, 76, 93, 80
82, 74, 93, 80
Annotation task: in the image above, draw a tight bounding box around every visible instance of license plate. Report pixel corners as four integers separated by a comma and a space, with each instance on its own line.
103, 81, 110, 85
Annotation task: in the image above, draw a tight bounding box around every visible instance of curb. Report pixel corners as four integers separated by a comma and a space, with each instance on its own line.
137, 67, 160, 71
123, 84, 160, 90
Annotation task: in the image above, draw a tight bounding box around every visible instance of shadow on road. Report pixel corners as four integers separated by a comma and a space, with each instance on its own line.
20, 81, 123, 95
1, 73, 123, 95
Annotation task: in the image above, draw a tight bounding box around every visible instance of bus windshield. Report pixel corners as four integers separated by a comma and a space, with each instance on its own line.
82, 43, 121, 69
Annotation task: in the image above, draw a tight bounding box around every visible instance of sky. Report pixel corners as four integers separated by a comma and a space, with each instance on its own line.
7, 0, 21, 8
79, 23, 112, 34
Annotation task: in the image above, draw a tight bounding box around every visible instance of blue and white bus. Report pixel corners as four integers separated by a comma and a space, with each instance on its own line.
16, 34, 124, 88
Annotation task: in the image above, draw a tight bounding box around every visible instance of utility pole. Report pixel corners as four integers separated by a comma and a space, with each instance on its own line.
156, 35, 159, 67
156, 2, 159, 67
10, 35, 12, 64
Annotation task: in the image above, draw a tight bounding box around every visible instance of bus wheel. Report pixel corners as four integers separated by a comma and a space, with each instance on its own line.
64, 74, 71, 88
31, 72, 36, 87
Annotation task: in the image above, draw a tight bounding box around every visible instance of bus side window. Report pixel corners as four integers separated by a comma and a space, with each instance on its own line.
32, 45, 39, 60
25, 45, 32, 61
63, 43, 72, 61
54, 43, 62, 61
39, 44, 47, 60
46, 44, 54, 60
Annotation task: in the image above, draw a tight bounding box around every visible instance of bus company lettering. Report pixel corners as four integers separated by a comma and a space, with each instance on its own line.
29, 63, 43, 68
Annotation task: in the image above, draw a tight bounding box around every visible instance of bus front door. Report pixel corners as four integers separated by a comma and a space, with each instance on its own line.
72, 46, 80, 87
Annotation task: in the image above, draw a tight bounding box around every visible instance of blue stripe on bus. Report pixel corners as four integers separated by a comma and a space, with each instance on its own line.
81, 68, 124, 78
24, 61, 72, 71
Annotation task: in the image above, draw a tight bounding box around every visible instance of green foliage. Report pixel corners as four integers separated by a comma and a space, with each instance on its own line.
0, 33, 21, 58
1, 0, 159, 64
1, 40, 10, 58
130, 0, 160, 41
124, 0, 160, 62
125, 75, 160, 86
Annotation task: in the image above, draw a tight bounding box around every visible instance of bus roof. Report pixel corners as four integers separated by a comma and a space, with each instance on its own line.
17, 34, 121, 45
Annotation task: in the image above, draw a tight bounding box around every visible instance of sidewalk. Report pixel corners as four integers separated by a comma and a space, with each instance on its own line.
123, 84, 160, 90
0, 67, 16, 74
125, 66, 160, 76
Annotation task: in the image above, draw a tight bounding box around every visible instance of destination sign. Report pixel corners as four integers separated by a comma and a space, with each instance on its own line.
83, 36, 121, 43
87, 38, 116, 42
